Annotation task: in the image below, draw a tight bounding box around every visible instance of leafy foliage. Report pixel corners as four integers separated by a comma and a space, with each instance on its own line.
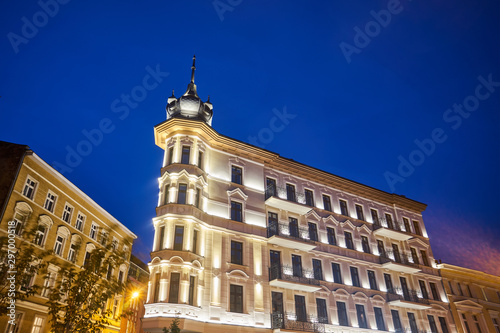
47, 235, 127, 333
163, 317, 181, 333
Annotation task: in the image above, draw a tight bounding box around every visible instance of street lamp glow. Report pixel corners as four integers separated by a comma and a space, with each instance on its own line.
132, 291, 139, 299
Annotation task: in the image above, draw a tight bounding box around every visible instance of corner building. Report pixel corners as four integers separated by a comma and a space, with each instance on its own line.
143, 58, 456, 333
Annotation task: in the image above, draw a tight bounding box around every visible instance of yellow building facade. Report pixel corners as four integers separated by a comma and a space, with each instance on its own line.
0, 141, 137, 333
439, 263, 500, 333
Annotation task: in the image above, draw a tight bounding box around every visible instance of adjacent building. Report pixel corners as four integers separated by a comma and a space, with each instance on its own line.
121, 254, 150, 333
0, 141, 137, 333
142, 57, 457, 332
438, 263, 500, 333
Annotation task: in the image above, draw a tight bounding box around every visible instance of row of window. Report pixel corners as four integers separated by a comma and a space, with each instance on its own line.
266, 178, 423, 236
152, 272, 197, 306
156, 225, 199, 255
166, 145, 204, 169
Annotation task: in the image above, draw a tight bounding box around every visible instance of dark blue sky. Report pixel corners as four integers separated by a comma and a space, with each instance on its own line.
2, 0, 499, 274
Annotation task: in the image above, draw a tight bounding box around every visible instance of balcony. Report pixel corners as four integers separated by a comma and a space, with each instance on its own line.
379, 250, 421, 274
373, 219, 413, 241
387, 288, 431, 310
265, 186, 313, 215
267, 220, 316, 252
271, 312, 325, 333
269, 265, 321, 292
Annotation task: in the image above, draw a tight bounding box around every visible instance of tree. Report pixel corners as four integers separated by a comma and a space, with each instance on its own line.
47, 236, 127, 333
163, 317, 181, 333
0, 227, 51, 316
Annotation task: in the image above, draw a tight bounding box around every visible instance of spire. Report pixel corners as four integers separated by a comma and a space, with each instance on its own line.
190, 54, 196, 83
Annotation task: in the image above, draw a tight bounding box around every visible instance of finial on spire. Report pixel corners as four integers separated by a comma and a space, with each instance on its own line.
207, 95, 211, 103
190, 54, 196, 83
171, 89, 175, 97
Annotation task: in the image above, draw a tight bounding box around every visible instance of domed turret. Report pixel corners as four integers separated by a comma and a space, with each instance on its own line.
166, 55, 213, 126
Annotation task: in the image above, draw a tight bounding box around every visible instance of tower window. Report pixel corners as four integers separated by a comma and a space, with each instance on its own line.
173, 226, 184, 251
167, 147, 174, 165
231, 166, 243, 184
177, 183, 187, 204
181, 146, 190, 164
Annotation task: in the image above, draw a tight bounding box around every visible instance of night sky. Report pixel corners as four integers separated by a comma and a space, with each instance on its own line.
1, 0, 499, 275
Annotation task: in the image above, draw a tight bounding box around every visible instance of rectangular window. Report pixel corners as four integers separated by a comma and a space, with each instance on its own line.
473, 315, 483, 333
230, 201, 243, 222
34, 225, 46, 247
337, 301, 348, 326
31, 315, 45, 333
361, 236, 370, 253
181, 146, 190, 164
428, 315, 438, 333
308, 222, 318, 241
458, 283, 464, 296
289, 217, 299, 238
385, 213, 394, 229
292, 254, 302, 277
413, 220, 422, 236
231, 165, 243, 184
67, 243, 77, 263
439, 317, 450, 333
44, 192, 56, 212
332, 263, 342, 284
419, 280, 429, 299
268, 212, 279, 236
374, 307, 386, 331
188, 276, 196, 306
312, 259, 323, 281
198, 151, 203, 169
266, 178, 277, 198
368, 270, 377, 290
230, 284, 243, 313
493, 318, 500, 333
448, 281, 454, 294
75, 213, 85, 231
316, 298, 328, 324
192, 229, 198, 254
420, 249, 429, 266
323, 195, 332, 211
355, 204, 364, 221
14, 213, 25, 236
430, 282, 440, 301
344, 231, 354, 250
384, 273, 393, 293
305, 189, 314, 206
153, 273, 160, 303
195, 188, 201, 208
158, 226, 165, 250
42, 272, 56, 297
173, 226, 184, 251
371, 209, 379, 225
377, 240, 386, 257
462, 313, 472, 333
177, 183, 187, 204
231, 241, 243, 265
112, 299, 119, 318
392, 243, 401, 262
62, 204, 73, 223
350, 266, 360, 287
54, 235, 64, 256
408, 312, 418, 333
106, 264, 113, 280
410, 247, 420, 264
167, 147, 174, 165
118, 270, 124, 283
339, 199, 348, 216
403, 217, 411, 232
169, 272, 180, 303
356, 304, 368, 328
391, 310, 402, 333
295, 295, 307, 322
23, 177, 37, 199
286, 184, 296, 202
327, 227, 336, 245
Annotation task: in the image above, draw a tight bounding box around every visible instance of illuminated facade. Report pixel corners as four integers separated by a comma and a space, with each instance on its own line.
0, 141, 137, 333
438, 263, 500, 333
143, 58, 457, 332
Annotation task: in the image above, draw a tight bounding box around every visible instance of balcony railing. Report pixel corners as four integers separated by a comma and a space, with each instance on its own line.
388, 288, 430, 306
265, 185, 308, 204
269, 265, 321, 286
380, 250, 419, 267
267, 220, 315, 244
271, 312, 325, 333
373, 218, 407, 232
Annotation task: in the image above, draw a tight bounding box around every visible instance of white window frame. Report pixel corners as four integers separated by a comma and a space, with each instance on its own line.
89, 223, 98, 240
22, 176, 37, 200
5, 311, 24, 333
75, 212, 85, 231
54, 235, 65, 256
61, 203, 73, 223
41, 264, 59, 298
43, 191, 57, 212
31, 315, 45, 333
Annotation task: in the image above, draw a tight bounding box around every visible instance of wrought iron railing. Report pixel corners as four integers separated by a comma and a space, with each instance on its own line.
269, 265, 321, 286
373, 217, 407, 232
388, 288, 430, 305
267, 220, 315, 243
380, 250, 419, 267
271, 312, 325, 332
265, 185, 306, 204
